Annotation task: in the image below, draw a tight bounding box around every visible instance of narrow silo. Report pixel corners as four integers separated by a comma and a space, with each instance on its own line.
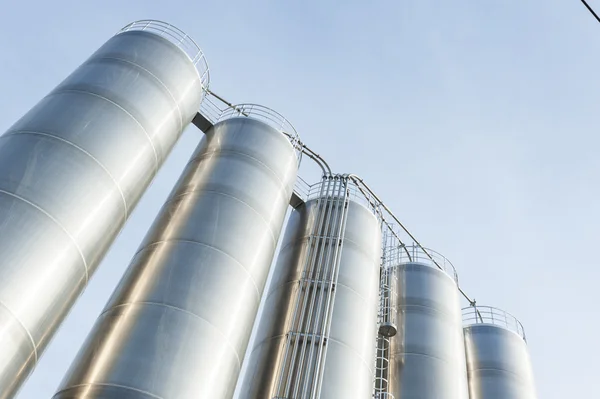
238, 177, 382, 399
463, 306, 537, 399
387, 246, 469, 399
0, 20, 206, 398
53, 107, 299, 399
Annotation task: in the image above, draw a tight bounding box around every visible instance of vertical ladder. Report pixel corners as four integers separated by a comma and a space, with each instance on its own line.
373, 234, 397, 399
273, 175, 350, 399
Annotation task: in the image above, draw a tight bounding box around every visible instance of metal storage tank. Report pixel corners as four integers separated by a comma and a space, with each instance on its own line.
238, 177, 382, 399
387, 246, 469, 399
0, 20, 207, 398
53, 106, 299, 399
463, 306, 537, 399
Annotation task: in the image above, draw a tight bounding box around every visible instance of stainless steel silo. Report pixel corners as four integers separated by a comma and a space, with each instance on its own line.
463, 306, 537, 399
238, 177, 382, 399
386, 246, 469, 399
0, 20, 207, 398
53, 107, 299, 399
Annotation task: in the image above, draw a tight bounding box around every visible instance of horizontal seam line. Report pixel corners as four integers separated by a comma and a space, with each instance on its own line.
278, 235, 380, 260
53, 88, 160, 173
391, 351, 457, 365
1, 130, 129, 218
101, 301, 242, 367
164, 189, 279, 247
0, 300, 38, 364
91, 56, 184, 132
131, 239, 261, 300
189, 147, 295, 191
249, 333, 375, 373
468, 366, 531, 379
54, 382, 163, 399
0, 189, 89, 282
266, 278, 376, 305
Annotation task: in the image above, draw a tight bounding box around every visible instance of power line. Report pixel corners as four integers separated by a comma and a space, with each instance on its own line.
582, 0, 600, 23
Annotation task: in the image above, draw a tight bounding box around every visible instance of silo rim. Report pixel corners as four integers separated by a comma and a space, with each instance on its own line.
462, 305, 527, 342
384, 244, 459, 283
117, 20, 210, 91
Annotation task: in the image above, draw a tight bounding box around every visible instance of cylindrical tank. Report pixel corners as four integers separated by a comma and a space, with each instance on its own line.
53, 108, 299, 399
463, 306, 537, 399
387, 246, 469, 399
0, 20, 206, 398
239, 184, 382, 399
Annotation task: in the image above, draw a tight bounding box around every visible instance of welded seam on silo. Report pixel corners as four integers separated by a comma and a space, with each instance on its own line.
249, 332, 375, 373
393, 351, 458, 365
188, 148, 296, 192
0, 301, 38, 364
469, 367, 529, 380
128, 240, 261, 301
0, 190, 89, 283
98, 301, 243, 366
54, 382, 163, 399
1, 131, 129, 219
93, 56, 185, 131
262, 277, 377, 307
158, 190, 280, 248
56, 89, 160, 172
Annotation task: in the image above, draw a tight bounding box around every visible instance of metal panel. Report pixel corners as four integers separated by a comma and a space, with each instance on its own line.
0, 21, 205, 398
387, 254, 469, 399
463, 308, 537, 399
239, 191, 382, 399
54, 116, 298, 399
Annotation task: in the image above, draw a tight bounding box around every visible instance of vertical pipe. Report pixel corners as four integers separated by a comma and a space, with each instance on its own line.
0, 20, 205, 398
54, 114, 298, 399
239, 195, 382, 398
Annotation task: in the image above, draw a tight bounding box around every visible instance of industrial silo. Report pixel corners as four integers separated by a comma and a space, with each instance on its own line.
463, 306, 537, 399
0, 20, 207, 398
53, 106, 299, 399
238, 177, 382, 399
386, 246, 469, 399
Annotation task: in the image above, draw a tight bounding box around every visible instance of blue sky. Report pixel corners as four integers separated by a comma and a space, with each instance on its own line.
1, 1, 598, 397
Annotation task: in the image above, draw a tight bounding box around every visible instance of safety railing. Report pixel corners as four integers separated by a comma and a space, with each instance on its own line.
293, 176, 383, 221
462, 306, 526, 341
217, 103, 301, 149
384, 244, 458, 283
118, 20, 210, 90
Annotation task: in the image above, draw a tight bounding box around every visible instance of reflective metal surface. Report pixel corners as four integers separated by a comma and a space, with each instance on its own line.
54, 117, 298, 399
387, 255, 469, 399
239, 195, 382, 399
0, 22, 203, 398
464, 315, 537, 398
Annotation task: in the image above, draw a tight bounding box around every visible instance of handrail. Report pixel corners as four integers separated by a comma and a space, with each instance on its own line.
386, 244, 458, 283
118, 20, 210, 90
462, 305, 527, 341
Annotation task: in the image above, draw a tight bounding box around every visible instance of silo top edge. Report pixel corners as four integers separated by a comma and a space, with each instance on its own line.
214, 103, 301, 149
118, 20, 210, 91
293, 177, 385, 221
462, 305, 527, 341
384, 244, 459, 283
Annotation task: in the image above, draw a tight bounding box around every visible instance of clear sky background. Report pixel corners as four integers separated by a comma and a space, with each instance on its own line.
1, 0, 597, 397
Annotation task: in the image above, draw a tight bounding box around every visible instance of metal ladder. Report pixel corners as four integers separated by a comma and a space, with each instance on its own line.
273, 175, 350, 399
373, 236, 397, 399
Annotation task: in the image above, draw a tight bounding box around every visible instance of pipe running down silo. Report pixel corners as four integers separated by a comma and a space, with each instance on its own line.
238, 176, 382, 399
0, 20, 207, 398
463, 306, 537, 399
54, 106, 299, 399
384, 246, 470, 399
